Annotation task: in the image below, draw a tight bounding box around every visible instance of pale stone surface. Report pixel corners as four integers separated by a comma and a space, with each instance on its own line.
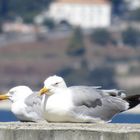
0, 122, 140, 140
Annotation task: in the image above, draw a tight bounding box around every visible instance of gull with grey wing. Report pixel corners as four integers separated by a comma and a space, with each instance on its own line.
39, 75, 140, 123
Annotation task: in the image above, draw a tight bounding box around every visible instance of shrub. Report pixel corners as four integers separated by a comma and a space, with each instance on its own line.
90, 28, 113, 46
43, 18, 55, 30
88, 66, 117, 88
122, 27, 140, 46
67, 27, 85, 56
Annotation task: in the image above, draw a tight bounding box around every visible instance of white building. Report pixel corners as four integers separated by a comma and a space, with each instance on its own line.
125, 0, 140, 10
47, 0, 111, 29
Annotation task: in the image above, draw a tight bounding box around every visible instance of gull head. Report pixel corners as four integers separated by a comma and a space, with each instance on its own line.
0, 86, 33, 102
39, 75, 67, 96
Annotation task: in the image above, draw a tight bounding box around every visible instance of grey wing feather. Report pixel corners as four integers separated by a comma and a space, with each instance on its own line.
101, 89, 126, 98
24, 92, 44, 121
69, 86, 126, 99
25, 92, 42, 106
69, 86, 102, 90
69, 86, 129, 121
72, 96, 129, 121
69, 86, 106, 107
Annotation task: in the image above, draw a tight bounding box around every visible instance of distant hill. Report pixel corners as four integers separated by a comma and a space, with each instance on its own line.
0, 35, 140, 95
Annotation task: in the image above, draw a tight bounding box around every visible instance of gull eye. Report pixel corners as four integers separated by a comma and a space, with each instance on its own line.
53, 82, 59, 86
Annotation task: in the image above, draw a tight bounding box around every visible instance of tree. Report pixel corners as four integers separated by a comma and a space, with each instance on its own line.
90, 28, 113, 46
67, 27, 85, 57
88, 66, 117, 89
0, 0, 8, 20
122, 27, 140, 46
57, 66, 89, 86
128, 8, 140, 21
43, 18, 55, 30
111, 0, 125, 16
0, 20, 2, 33
0, 0, 52, 22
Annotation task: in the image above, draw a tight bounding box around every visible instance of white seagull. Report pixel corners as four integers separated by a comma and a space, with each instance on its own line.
0, 86, 44, 122
39, 75, 140, 123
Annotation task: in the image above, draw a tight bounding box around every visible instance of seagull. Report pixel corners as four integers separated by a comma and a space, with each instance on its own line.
0, 86, 44, 122
39, 75, 140, 123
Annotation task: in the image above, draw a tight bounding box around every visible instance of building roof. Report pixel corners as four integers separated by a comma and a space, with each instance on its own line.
55, 0, 110, 4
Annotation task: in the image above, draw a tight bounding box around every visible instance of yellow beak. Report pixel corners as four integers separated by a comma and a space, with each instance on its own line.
0, 94, 9, 100
39, 87, 50, 96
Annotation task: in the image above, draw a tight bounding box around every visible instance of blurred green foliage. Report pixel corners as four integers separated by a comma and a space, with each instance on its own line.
0, 22, 2, 33
58, 67, 89, 86
110, 0, 125, 16
58, 66, 117, 88
122, 27, 140, 46
88, 66, 117, 88
67, 27, 85, 56
43, 18, 55, 30
90, 28, 113, 46
129, 8, 140, 21
0, 0, 52, 22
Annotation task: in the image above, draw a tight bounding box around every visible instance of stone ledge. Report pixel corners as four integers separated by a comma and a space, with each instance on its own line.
0, 122, 140, 140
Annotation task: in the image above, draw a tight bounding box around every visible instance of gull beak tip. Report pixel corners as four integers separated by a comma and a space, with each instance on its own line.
39, 87, 49, 96
0, 94, 9, 100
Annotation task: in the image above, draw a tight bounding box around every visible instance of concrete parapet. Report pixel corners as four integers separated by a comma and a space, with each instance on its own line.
0, 122, 140, 140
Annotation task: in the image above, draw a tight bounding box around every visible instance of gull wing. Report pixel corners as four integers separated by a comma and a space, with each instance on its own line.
24, 92, 44, 122
70, 86, 129, 121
